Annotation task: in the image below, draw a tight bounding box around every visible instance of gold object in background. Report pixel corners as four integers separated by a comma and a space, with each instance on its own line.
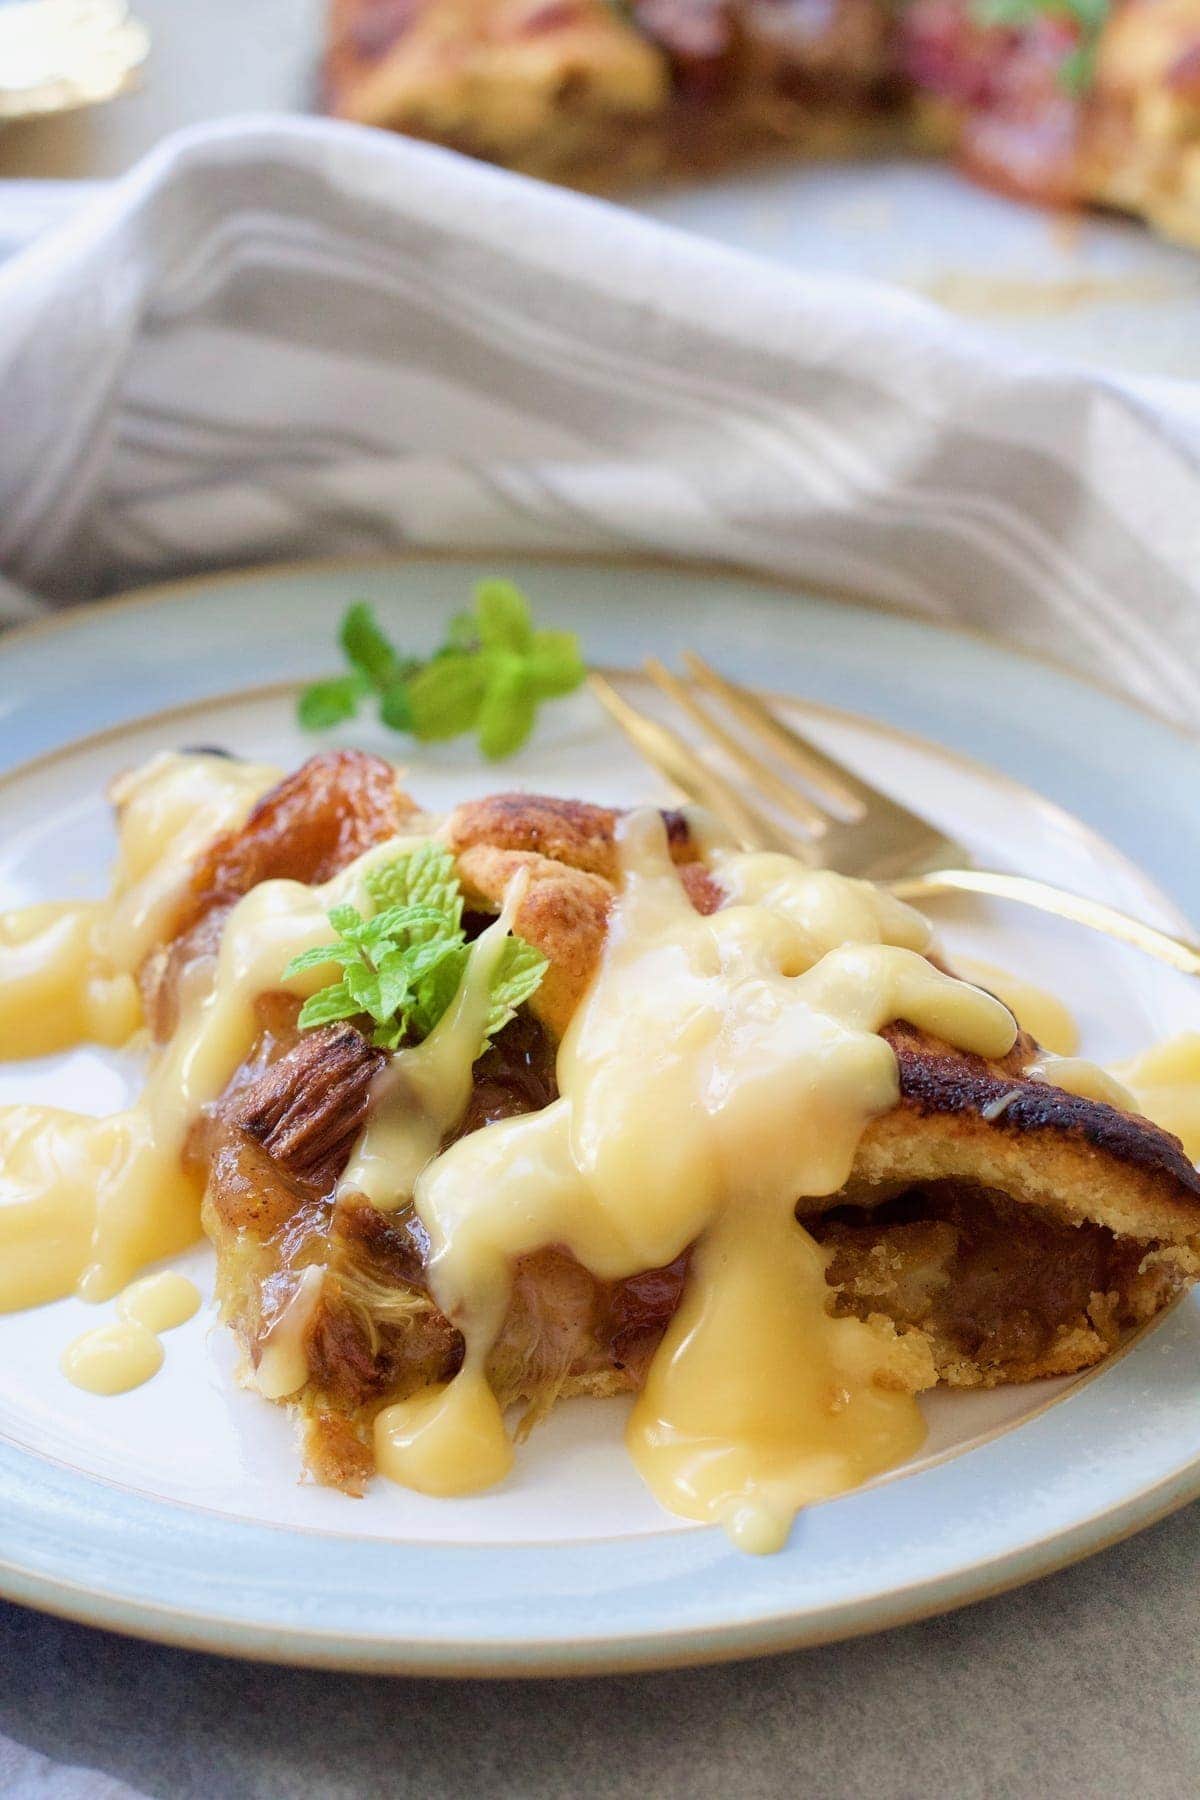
0, 0, 149, 122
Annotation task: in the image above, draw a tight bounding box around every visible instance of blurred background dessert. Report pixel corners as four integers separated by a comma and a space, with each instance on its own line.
2, 1, 1198, 375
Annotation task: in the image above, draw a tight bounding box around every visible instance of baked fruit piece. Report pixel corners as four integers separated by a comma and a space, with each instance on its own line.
173, 755, 1200, 1492
324, 0, 1200, 249
322, 0, 902, 189
904, 0, 1200, 248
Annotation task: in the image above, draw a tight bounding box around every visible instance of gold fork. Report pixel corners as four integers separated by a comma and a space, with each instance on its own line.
589, 655, 1200, 977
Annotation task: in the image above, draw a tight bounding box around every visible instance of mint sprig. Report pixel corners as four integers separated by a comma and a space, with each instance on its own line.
298, 581, 586, 761
283, 842, 547, 1053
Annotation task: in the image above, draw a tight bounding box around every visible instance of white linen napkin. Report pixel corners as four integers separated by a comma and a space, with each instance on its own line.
0, 112, 1197, 717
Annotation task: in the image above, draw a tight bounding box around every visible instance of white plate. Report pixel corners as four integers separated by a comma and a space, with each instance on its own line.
1, 555, 1198, 1673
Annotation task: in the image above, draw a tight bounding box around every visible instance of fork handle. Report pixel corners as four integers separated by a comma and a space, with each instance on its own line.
890, 868, 1200, 977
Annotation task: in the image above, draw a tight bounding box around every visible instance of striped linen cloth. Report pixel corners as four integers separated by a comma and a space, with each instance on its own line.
0, 115, 1198, 721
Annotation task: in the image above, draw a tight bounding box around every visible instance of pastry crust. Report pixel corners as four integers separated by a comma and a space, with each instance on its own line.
174, 759, 1200, 1490
904, 0, 1200, 248
324, 0, 901, 188
324, 0, 670, 185
324, 0, 1200, 248
1083, 0, 1200, 248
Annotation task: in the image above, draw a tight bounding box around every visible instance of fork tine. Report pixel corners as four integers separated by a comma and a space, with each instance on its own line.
642, 658, 830, 834
587, 673, 802, 857
593, 659, 1200, 975
680, 652, 967, 879
682, 652, 869, 818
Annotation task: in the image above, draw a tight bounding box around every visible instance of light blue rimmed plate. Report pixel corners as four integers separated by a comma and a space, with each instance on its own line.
0, 554, 1198, 1675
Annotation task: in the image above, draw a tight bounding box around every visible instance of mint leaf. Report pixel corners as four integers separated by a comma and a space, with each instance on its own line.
300, 583, 587, 760
297, 674, 366, 731
298, 602, 417, 735
282, 943, 358, 977
526, 629, 586, 699
444, 609, 480, 651
975, 0, 1038, 20
404, 934, 470, 986
363, 903, 453, 951
406, 653, 488, 741
1059, 40, 1096, 91
297, 981, 360, 1030
477, 658, 538, 761
372, 1016, 409, 1052
409, 942, 470, 1039
474, 580, 533, 654
343, 959, 384, 1016
486, 937, 548, 1044
971, 0, 1106, 92
379, 681, 414, 732
289, 844, 548, 1055
327, 902, 367, 939
375, 948, 415, 1020
364, 842, 462, 925
340, 602, 399, 689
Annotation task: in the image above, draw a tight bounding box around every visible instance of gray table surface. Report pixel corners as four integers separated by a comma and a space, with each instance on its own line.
3, 5, 1200, 1792
4, 1502, 1200, 1797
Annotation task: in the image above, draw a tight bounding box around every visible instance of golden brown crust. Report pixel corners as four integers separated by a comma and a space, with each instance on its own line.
904, 0, 1200, 248
324, 0, 1200, 248
785, 996, 1200, 1388
841, 1021, 1200, 1249
457, 844, 613, 1039
1082, 0, 1200, 248
142, 752, 417, 1045
324, 0, 668, 182
178, 751, 416, 938
188, 777, 1200, 1491
446, 792, 702, 878
451, 798, 722, 1034
807, 1016, 1200, 1388
324, 0, 901, 187
816, 1188, 1196, 1388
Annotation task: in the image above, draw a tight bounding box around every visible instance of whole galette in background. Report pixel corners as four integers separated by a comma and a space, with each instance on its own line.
323, 0, 1200, 249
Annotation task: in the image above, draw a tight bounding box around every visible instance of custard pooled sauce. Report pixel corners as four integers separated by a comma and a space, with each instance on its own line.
0, 752, 278, 1062
0, 752, 426, 1309
1114, 1034, 1200, 1164
0, 754, 277, 1307
60, 1271, 202, 1396
950, 961, 1188, 1141
952, 956, 1080, 1059
253, 1264, 327, 1401
372, 813, 1017, 1552
5, 750, 1197, 1551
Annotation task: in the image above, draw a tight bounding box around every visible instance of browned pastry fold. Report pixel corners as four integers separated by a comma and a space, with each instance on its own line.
322, 0, 900, 191
809, 1020, 1200, 1388
170, 756, 1200, 1491
323, 0, 1200, 249
138, 751, 417, 1043
905, 0, 1200, 249
448, 792, 723, 1035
